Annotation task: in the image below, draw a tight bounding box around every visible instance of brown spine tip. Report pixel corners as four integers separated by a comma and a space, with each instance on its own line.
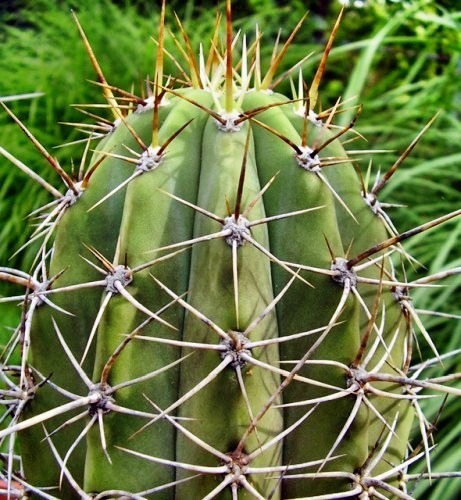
225, 0, 234, 113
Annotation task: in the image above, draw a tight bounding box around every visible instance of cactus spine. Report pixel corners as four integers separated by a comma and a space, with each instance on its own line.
1, 1, 461, 498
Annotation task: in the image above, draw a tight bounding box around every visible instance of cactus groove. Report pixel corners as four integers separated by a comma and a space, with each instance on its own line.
1, 1, 461, 499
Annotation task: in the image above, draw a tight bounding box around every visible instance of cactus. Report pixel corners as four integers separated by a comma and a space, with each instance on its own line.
1, 2, 461, 498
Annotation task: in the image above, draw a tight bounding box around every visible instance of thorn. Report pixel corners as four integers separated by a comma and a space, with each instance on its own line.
310, 104, 362, 157
83, 244, 115, 272
1, 103, 77, 194
204, 11, 223, 77
173, 12, 201, 89
309, 6, 344, 110
242, 172, 278, 219
157, 188, 225, 224
81, 149, 107, 188
235, 98, 303, 127
225, 195, 232, 218
234, 126, 251, 220
152, 275, 229, 340
157, 118, 194, 157
225, 0, 234, 113
154, 0, 166, 103
260, 12, 308, 90
232, 240, 240, 330
152, 74, 161, 148
162, 85, 226, 125
270, 51, 314, 91
71, 10, 122, 121
352, 261, 385, 367
347, 208, 461, 268
250, 116, 302, 155
371, 113, 440, 196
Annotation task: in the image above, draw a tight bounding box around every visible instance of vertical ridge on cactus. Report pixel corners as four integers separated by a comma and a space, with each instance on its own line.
1, 1, 460, 498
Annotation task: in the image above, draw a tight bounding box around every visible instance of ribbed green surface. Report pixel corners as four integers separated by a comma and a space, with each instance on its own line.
17, 85, 411, 498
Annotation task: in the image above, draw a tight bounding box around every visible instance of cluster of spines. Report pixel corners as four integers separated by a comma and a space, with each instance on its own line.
1, 1, 461, 498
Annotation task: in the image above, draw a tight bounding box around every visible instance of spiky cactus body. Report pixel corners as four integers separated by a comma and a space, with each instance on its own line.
1, 2, 460, 499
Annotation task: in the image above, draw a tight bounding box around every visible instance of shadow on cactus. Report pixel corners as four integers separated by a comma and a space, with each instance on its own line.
1, 1, 461, 498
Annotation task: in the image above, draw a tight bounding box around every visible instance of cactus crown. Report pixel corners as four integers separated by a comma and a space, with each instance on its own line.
1, 1, 461, 499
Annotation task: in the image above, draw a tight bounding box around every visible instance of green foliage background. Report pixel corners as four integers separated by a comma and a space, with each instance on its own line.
1, 1, 460, 497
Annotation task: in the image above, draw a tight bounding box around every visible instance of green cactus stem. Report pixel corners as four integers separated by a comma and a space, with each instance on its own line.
1, 1, 461, 499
